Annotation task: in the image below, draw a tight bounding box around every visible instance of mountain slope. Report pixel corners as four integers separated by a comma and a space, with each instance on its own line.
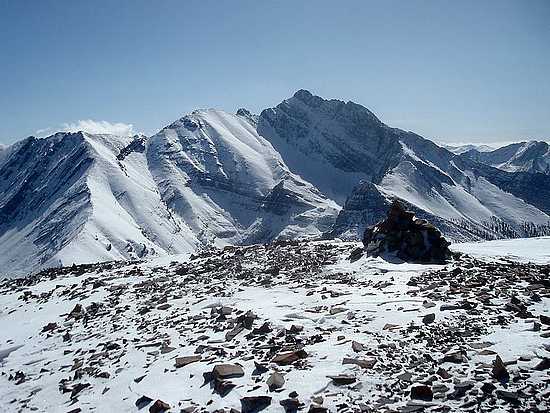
258, 90, 550, 241
0, 109, 339, 277
146, 109, 339, 246
0, 132, 198, 277
460, 141, 550, 174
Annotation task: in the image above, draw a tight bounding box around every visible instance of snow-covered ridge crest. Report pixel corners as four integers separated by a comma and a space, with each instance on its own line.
2, 91, 550, 277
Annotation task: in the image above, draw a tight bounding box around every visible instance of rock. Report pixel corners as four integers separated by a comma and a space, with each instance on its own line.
480, 382, 496, 394
225, 325, 244, 341
440, 303, 466, 311
175, 355, 202, 368
213, 364, 245, 379
329, 307, 347, 315
157, 303, 171, 311
214, 379, 237, 397
436, 367, 451, 379
496, 390, 520, 404
448, 381, 474, 399
328, 374, 356, 385
41, 322, 58, 333
288, 324, 303, 334
271, 350, 308, 365
241, 396, 272, 413
266, 371, 285, 391
362, 200, 450, 263
492, 355, 510, 384
342, 357, 376, 369
351, 341, 365, 352
348, 247, 363, 262
540, 314, 550, 325
253, 361, 269, 375
68, 303, 84, 319
410, 385, 433, 401
70, 382, 90, 399
280, 398, 304, 413
534, 357, 550, 371
135, 395, 153, 409
441, 351, 466, 364
252, 322, 272, 335
149, 399, 170, 413
134, 375, 146, 383
422, 313, 435, 324
396, 371, 413, 382
308, 405, 328, 413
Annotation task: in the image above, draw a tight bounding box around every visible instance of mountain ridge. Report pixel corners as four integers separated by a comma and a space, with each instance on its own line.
1, 90, 549, 277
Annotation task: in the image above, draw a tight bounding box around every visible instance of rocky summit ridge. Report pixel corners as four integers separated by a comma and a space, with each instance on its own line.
0, 239, 549, 412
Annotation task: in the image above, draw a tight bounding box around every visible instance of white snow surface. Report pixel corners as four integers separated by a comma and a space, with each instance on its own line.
452, 236, 550, 264
0, 240, 548, 412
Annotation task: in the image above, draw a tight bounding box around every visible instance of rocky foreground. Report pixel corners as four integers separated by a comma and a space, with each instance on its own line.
0, 240, 549, 413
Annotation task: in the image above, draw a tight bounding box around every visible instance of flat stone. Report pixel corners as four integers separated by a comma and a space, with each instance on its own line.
271, 350, 308, 365
328, 374, 356, 385
135, 396, 153, 410
175, 355, 202, 368
213, 364, 244, 379
343, 357, 376, 369
241, 396, 272, 413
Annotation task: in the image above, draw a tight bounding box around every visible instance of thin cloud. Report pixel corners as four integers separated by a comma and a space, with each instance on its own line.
61, 120, 136, 136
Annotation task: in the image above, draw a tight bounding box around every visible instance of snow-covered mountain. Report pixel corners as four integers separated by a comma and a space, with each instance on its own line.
1, 90, 550, 277
459, 141, 550, 174
257, 90, 550, 241
0, 108, 338, 277
443, 143, 496, 155
0, 132, 199, 277
145, 109, 338, 246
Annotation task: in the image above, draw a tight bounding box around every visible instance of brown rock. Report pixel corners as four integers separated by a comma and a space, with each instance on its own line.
213, 364, 244, 379
410, 385, 433, 401
149, 399, 170, 413
328, 374, 356, 385
241, 396, 272, 413
175, 355, 202, 368
342, 357, 376, 369
271, 350, 308, 365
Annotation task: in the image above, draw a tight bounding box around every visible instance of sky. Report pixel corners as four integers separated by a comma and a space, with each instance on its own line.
0, 0, 549, 145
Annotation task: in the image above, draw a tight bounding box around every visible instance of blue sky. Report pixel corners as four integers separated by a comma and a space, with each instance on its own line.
0, 0, 548, 144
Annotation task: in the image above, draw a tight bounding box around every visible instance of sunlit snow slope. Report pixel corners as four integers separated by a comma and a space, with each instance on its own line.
2, 90, 550, 277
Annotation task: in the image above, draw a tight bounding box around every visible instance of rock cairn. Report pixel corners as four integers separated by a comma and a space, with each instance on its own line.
363, 200, 451, 263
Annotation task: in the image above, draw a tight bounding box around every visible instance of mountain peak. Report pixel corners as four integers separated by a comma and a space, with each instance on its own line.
293, 89, 314, 101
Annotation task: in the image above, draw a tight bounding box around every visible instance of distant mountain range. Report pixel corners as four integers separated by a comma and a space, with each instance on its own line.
1, 90, 549, 276
458, 141, 550, 175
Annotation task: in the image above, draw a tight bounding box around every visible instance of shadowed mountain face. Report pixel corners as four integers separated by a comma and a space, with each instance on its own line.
1, 90, 549, 277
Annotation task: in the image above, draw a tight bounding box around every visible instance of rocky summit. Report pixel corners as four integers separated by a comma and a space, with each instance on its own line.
0, 239, 549, 412
363, 200, 451, 263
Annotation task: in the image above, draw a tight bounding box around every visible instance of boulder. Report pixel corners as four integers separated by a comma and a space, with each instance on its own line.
362, 200, 451, 263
